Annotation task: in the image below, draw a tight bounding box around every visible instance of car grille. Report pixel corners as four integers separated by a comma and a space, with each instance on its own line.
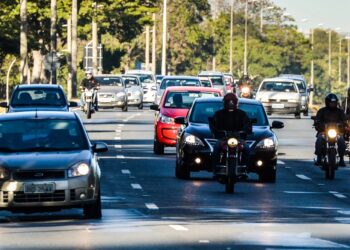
13, 190, 65, 203
99, 93, 114, 98
2, 191, 8, 203
269, 99, 288, 103
205, 138, 255, 152
70, 189, 76, 201
13, 170, 66, 180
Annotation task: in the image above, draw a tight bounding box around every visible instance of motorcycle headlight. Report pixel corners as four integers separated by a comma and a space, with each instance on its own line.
68, 163, 90, 178
159, 114, 174, 124
0, 167, 9, 180
241, 87, 250, 94
256, 137, 275, 149
227, 138, 239, 148
184, 134, 204, 146
327, 129, 337, 139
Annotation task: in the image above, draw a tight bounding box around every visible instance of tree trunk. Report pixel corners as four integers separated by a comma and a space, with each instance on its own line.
20, 0, 28, 84
32, 50, 45, 83
50, 0, 57, 84
71, 0, 78, 97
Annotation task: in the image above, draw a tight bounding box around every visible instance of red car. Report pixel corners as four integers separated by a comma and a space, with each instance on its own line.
150, 86, 222, 154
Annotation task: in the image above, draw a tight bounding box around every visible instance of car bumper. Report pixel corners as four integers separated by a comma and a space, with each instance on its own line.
98, 100, 126, 108
247, 149, 278, 173
128, 97, 142, 105
143, 92, 156, 103
156, 123, 181, 146
262, 102, 300, 114
0, 177, 98, 210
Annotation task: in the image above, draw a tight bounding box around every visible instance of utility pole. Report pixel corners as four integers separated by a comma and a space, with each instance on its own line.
67, 16, 72, 100
328, 30, 332, 93
339, 38, 342, 83
244, 0, 248, 76
71, 0, 78, 97
152, 13, 156, 75
348, 36, 350, 88
92, 2, 98, 75
310, 28, 314, 106
20, 0, 28, 84
161, 0, 167, 75
229, 0, 234, 74
50, 0, 57, 84
145, 25, 150, 71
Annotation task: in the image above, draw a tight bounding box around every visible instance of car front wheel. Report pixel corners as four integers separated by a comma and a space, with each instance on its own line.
153, 138, 164, 155
83, 189, 102, 219
259, 167, 276, 183
175, 160, 190, 179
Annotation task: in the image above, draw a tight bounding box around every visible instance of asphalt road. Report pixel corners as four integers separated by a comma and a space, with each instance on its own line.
1, 107, 350, 249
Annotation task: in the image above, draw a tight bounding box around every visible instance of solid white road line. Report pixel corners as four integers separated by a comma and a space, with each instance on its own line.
169, 225, 189, 231
115, 129, 122, 133
114, 137, 121, 140
121, 169, 131, 174
329, 191, 347, 199
114, 145, 122, 148
118, 124, 125, 127
145, 203, 159, 210
116, 155, 125, 159
284, 191, 322, 194
199, 240, 210, 243
296, 174, 311, 180
131, 184, 142, 189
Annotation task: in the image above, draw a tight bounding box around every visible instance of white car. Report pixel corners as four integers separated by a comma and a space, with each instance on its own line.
126, 70, 157, 103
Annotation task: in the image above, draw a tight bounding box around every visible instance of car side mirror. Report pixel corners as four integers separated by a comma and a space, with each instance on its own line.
151, 85, 157, 91
69, 101, 79, 108
0, 102, 8, 108
92, 142, 108, 153
150, 104, 160, 111
271, 121, 284, 129
174, 116, 186, 125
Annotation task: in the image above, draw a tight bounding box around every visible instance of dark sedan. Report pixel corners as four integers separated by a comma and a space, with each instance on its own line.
0, 84, 78, 112
175, 97, 284, 182
0, 111, 107, 218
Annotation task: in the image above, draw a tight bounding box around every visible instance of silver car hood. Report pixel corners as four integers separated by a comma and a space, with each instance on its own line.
256, 91, 300, 100
98, 86, 125, 94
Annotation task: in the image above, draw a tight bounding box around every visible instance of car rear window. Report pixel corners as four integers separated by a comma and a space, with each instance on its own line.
160, 79, 201, 90
11, 88, 66, 107
163, 92, 220, 109
95, 77, 123, 87
209, 76, 225, 86
260, 81, 297, 92
0, 119, 89, 152
190, 102, 268, 125
122, 77, 139, 86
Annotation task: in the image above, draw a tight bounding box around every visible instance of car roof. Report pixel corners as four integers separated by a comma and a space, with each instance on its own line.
126, 70, 153, 75
95, 74, 122, 78
162, 76, 199, 80
122, 74, 141, 79
279, 74, 305, 80
164, 86, 222, 93
261, 77, 297, 83
0, 111, 78, 121
198, 71, 224, 76
16, 84, 62, 90
194, 97, 262, 105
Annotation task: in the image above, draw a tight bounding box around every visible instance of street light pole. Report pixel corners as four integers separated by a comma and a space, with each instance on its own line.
145, 25, 150, 71
152, 13, 156, 75
161, 0, 167, 75
244, 0, 248, 76
92, 2, 98, 75
229, 0, 234, 74
310, 28, 314, 106
339, 37, 342, 83
71, 0, 78, 97
50, 0, 57, 84
328, 30, 332, 93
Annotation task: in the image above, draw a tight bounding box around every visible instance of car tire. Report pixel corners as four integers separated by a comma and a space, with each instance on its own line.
122, 105, 128, 112
303, 109, 308, 116
138, 103, 144, 110
153, 138, 164, 155
295, 112, 301, 119
175, 160, 190, 179
83, 189, 102, 219
259, 167, 276, 183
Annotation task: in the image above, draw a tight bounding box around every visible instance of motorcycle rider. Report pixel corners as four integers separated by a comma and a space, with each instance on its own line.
238, 75, 253, 98
314, 93, 347, 167
210, 93, 252, 172
80, 70, 99, 111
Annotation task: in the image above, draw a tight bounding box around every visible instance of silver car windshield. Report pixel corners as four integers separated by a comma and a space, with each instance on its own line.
0, 119, 89, 152
11, 89, 66, 107
160, 79, 201, 90
95, 77, 124, 87
190, 102, 268, 126
260, 81, 297, 92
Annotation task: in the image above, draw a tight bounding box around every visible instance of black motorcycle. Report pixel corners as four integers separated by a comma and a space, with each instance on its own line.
214, 131, 246, 193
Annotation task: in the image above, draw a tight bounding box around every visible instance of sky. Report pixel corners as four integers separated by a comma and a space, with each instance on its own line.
272, 0, 350, 35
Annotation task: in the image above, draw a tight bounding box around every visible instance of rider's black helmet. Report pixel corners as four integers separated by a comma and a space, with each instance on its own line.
325, 93, 339, 107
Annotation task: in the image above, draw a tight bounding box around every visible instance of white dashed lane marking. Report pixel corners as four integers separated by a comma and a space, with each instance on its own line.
115, 129, 122, 133
114, 137, 121, 140
145, 203, 159, 210
277, 160, 285, 165
121, 169, 131, 174
199, 240, 210, 244
131, 184, 142, 190
116, 155, 125, 159
169, 225, 189, 231
296, 174, 311, 180
329, 191, 347, 199
114, 145, 122, 148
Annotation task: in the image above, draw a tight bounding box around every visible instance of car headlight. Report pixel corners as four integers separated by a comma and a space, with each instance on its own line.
227, 138, 239, 148
327, 129, 337, 139
159, 114, 174, 124
256, 137, 275, 149
68, 163, 90, 177
301, 96, 306, 101
0, 167, 9, 180
116, 92, 126, 98
184, 134, 205, 146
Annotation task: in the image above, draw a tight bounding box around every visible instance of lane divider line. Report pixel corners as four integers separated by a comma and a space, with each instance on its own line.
199, 240, 210, 244
115, 129, 122, 133
329, 191, 347, 199
169, 225, 188, 231
131, 184, 142, 189
145, 203, 159, 210
116, 155, 125, 159
114, 137, 121, 140
114, 145, 122, 148
121, 169, 131, 174
296, 174, 311, 180
277, 160, 285, 165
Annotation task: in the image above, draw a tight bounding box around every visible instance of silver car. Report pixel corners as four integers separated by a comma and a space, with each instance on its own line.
126, 70, 157, 103
0, 111, 108, 218
255, 77, 302, 119
95, 75, 128, 112
198, 71, 227, 95
122, 75, 144, 109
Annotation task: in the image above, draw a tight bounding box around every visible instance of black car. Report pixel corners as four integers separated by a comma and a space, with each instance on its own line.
175, 97, 284, 182
0, 111, 108, 218
0, 84, 78, 112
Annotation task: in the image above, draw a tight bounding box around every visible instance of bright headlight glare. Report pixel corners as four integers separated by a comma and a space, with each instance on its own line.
69, 163, 90, 177
327, 129, 337, 139
257, 137, 275, 148
184, 134, 204, 146
241, 87, 250, 94
0, 167, 9, 179
227, 138, 239, 148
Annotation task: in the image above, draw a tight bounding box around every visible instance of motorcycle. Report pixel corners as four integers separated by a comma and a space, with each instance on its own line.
214, 131, 246, 193
239, 85, 254, 99
82, 87, 99, 119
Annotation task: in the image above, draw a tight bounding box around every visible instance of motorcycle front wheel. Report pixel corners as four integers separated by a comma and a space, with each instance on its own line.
87, 103, 92, 119
225, 157, 236, 193
326, 149, 336, 180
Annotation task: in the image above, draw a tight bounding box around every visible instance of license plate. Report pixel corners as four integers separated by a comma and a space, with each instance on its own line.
24, 183, 55, 194
272, 103, 284, 109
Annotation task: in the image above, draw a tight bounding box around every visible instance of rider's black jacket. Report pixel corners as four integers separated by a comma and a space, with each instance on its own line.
314, 106, 347, 133
81, 78, 99, 90
210, 109, 252, 139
